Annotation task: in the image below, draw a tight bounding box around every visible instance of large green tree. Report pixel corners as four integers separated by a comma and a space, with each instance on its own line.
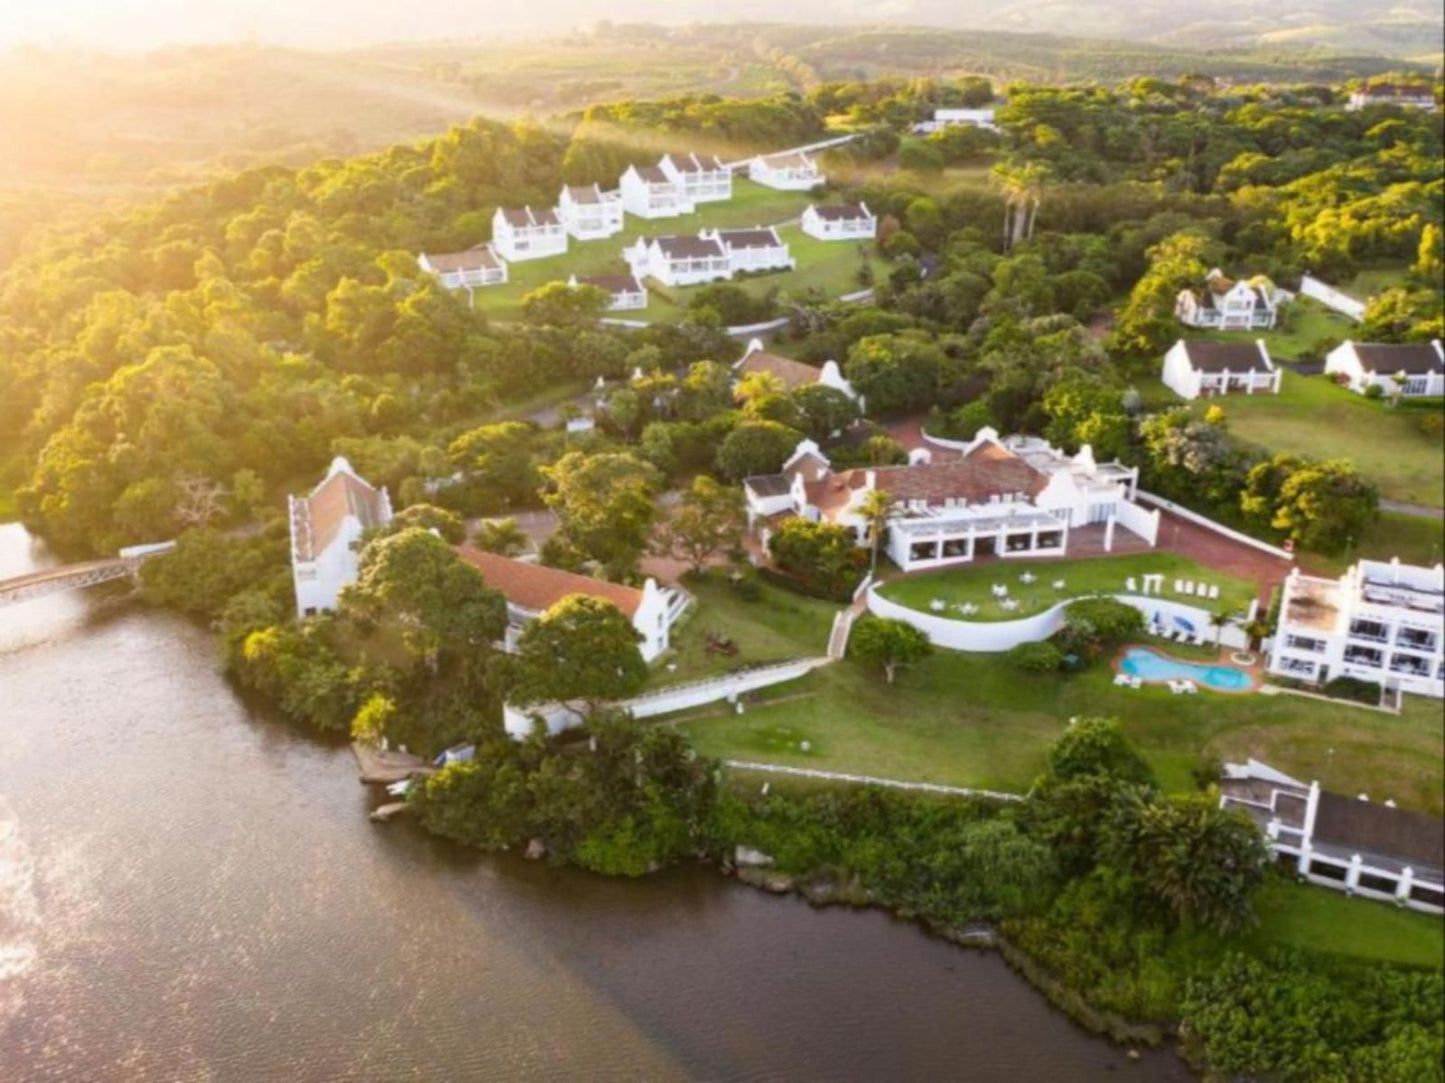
510, 595, 648, 714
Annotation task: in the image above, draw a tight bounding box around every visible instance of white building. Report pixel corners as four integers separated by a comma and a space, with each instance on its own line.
748, 151, 822, 191
658, 152, 732, 203
911, 107, 1000, 135
491, 206, 567, 263
453, 546, 686, 662
1219, 759, 1443, 914
1176, 269, 1290, 331
619, 164, 694, 220
556, 184, 624, 241
744, 428, 1155, 575
1269, 559, 1444, 698
1325, 339, 1445, 398
801, 202, 876, 241
1162, 339, 1281, 400
701, 226, 794, 274
568, 272, 648, 311
623, 234, 731, 287
1346, 85, 1437, 111
288, 457, 394, 618
733, 337, 859, 405
417, 245, 508, 294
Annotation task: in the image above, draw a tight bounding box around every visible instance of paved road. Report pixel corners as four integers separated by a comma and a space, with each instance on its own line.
1380, 499, 1444, 521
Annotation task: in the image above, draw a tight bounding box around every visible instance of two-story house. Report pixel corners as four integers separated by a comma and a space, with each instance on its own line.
743, 429, 1153, 574
658, 152, 732, 204
1269, 559, 1444, 698
619, 164, 694, 220
623, 234, 731, 287
556, 184, 625, 240
1325, 340, 1445, 399
288, 457, 393, 618
700, 226, 794, 275
748, 151, 822, 191
491, 206, 567, 262
801, 202, 876, 241
1161, 339, 1281, 400
1176, 268, 1290, 331
417, 245, 508, 295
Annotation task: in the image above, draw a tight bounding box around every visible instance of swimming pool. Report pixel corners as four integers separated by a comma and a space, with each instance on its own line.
1118, 647, 1254, 692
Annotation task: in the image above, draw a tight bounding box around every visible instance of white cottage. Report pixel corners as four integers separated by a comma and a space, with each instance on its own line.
658, 152, 732, 203
744, 429, 1153, 574
701, 226, 795, 274
1176, 269, 1289, 331
748, 151, 822, 191
288, 457, 394, 618
417, 245, 508, 294
491, 206, 567, 263
1162, 339, 1281, 400
733, 338, 860, 405
1325, 339, 1445, 398
568, 272, 649, 311
556, 184, 624, 240
801, 202, 876, 241
623, 234, 731, 287
619, 164, 694, 220
1346, 84, 1437, 111
453, 546, 685, 662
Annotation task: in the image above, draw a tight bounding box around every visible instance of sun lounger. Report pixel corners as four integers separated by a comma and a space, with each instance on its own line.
1114, 673, 1132, 687
1126, 577, 1138, 592
1130, 676, 1143, 690
1208, 584, 1220, 600
1180, 680, 1198, 694
1174, 579, 1184, 593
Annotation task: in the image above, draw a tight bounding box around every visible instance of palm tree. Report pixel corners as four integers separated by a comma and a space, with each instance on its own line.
991, 161, 1049, 250
1209, 607, 1236, 651
859, 487, 893, 577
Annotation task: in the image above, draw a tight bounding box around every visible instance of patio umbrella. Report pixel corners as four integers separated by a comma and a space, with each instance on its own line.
1174, 616, 1196, 633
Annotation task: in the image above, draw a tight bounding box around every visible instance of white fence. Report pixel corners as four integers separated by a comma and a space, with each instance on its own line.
723, 761, 1023, 801
866, 586, 1249, 653
1136, 490, 1295, 561
1113, 501, 1161, 546
1299, 274, 1366, 322
503, 657, 832, 737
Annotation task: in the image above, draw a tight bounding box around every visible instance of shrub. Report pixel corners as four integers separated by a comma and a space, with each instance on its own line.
1364, 382, 1385, 399
1321, 675, 1382, 705
1005, 640, 1064, 672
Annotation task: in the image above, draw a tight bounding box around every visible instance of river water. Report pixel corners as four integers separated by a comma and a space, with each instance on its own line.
0, 522, 1190, 1081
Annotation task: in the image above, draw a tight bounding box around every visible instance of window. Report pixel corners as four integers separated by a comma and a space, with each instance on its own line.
1396, 626, 1437, 651
1037, 531, 1063, 549
1349, 618, 1389, 643
1343, 645, 1383, 668
1277, 657, 1316, 676
910, 541, 938, 563
1285, 634, 1325, 653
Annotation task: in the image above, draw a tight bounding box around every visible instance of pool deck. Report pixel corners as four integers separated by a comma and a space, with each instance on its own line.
1110, 643, 1265, 694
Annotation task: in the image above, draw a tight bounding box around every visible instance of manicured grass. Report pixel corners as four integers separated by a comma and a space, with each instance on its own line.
877, 551, 1259, 622
1306, 510, 1444, 576
1205, 297, 1357, 361
470, 178, 884, 322
1195, 369, 1444, 507
681, 645, 1445, 813
655, 571, 837, 686
1245, 879, 1445, 969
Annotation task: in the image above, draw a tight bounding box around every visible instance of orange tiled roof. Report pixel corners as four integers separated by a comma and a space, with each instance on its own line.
804, 442, 1047, 520
453, 546, 643, 617
736, 349, 823, 390
298, 472, 386, 561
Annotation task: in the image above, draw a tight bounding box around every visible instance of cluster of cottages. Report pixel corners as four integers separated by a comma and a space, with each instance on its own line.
1345, 84, 1437, 111
287, 457, 686, 662
1164, 336, 1445, 402
412, 148, 878, 308
744, 426, 1154, 574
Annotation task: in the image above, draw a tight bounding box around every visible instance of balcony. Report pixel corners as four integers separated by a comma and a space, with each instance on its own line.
1343, 648, 1383, 668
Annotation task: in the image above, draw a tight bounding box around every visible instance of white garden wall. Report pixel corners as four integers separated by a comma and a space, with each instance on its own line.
1299, 274, 1366, 322
1113, 501, 1161, 546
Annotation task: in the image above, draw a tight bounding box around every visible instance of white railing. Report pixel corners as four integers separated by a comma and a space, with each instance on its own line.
722, 761, 1023, 801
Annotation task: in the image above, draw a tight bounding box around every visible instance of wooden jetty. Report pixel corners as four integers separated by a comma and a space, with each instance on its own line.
351, 742, 436, 785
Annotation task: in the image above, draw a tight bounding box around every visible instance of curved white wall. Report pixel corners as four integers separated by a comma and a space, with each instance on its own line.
866, 587, 1249, 653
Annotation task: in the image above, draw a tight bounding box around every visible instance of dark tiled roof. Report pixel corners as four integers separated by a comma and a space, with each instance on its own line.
666, 152, 725, 173
1180, 341, 1272, 372
811, 203, 870, 221
655, 235, 725, 260
575, 273, 645, 295
633, 165, 670, 184
1352, 342, 1443, 375
499, 206, 559, 228
566, 184, 603, 203
745, 474, 792, 497
422, 245, 502, 273
715, 227, 781, 250
1314, 792, 1445, 875
803, 442, 1047, 518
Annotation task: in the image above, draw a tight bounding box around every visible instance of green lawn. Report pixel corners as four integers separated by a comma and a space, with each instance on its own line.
1204, 296, 1357, 361
1306, 510, 1444, 576
877, 551, 1259, 622
472, 178, 885, 322
1190, 369, 1444, 507
1246, 879, 1445, 968
655, 571, 837, 686
680, 646, 1445, 813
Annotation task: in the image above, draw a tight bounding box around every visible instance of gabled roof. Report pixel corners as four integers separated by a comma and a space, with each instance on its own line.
744, 474, 792, 498
713, 227, 782, 250
292, 458, 388, 563
498, 206, 560, 229
565, 184, 604, 204
573, 273, 645, 295
1315, 792, 1444, 876
1178, 340, 1273, 373
665, 151, 726, 173
734, 345, 822, 390
1350, 341, 1444, 375
631, 164, 671, 184
421, 245, 503, 274
810, 202, 871, 222
453, 546, 643, 618
655, 234, 725, 260
760, 151, 813, 169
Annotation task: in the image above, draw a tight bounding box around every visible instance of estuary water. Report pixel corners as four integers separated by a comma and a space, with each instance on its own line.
0, 522, 1191, 1081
